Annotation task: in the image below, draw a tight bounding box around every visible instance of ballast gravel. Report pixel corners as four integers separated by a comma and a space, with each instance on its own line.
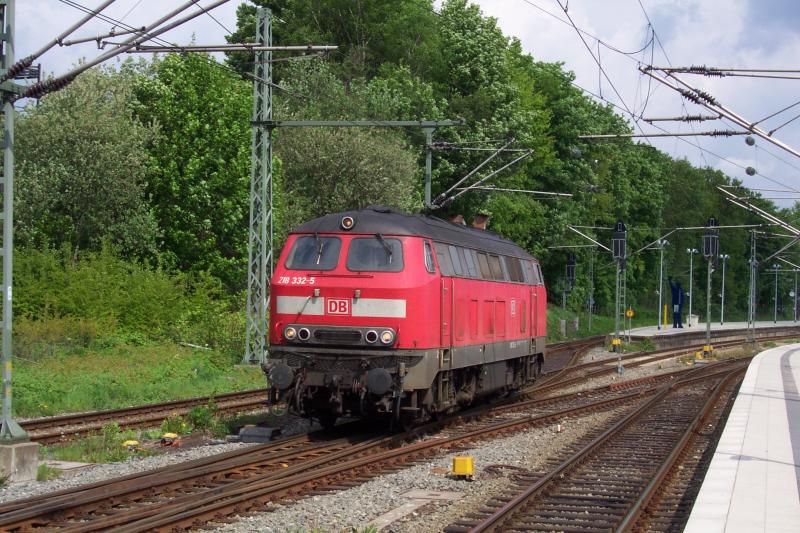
0, 441, 257, 504
0, 414, 319, 505
213, 408, 625, 533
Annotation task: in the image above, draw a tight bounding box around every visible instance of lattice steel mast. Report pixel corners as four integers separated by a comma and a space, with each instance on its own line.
243, 7, 273, 365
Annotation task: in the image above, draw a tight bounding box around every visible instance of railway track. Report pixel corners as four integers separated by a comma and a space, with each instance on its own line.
0, 356, 741, 532
445, 361, 746, 532
18, 335, 602, 444
2, 332, 784, 531
17, 329, 774, 445
20, 388, 268, 444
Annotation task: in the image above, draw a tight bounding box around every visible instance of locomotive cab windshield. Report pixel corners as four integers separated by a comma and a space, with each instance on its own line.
346, 235, 404, 272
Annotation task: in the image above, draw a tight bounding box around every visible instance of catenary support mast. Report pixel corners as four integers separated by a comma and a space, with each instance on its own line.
243, 7, 273, 365
0, 0, 27, 441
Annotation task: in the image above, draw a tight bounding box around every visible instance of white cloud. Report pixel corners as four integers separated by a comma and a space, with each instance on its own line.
469, 0, 800, 204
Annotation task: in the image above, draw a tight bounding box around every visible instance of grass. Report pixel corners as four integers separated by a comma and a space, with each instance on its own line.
42, 423, 154, 463
546, 304, 655, 343
10, 342, 265, 418
43, 409, 236, 464
36, 463, 62, 482
620, 338, 656, 353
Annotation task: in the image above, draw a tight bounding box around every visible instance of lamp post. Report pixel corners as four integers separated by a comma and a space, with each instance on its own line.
587, 248, 595, 331
657, 239, 669, 330
611, 221, 627, 368
564, 252, 576, 311
747, 231, 757, 342
686, 248, 698, 326
719, 254, 729, 325
794, 269, 798, 323
773, 264, 781, 324
702, 217, 719, 355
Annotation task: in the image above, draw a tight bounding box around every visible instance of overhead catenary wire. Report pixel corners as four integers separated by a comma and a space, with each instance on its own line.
516, 0, 655, 57
59, 0, 320, 103
554, 0, 635, 119
454, 186, 572, 197
22, 0, 233, 100
189, 0, 233, 34
642, 67, 800, 161
569, 81, 800, 193
444, 150, 535, 205
0, 0, 118, 84
579, 130, 748, 139
434, 140, 514, 204
635, 0, 710, 166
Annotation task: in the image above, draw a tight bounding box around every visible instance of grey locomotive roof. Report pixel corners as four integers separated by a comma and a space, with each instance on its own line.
292, 205, 536, 261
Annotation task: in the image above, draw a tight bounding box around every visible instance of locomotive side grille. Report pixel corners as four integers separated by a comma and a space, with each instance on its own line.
313, 329, 362, 344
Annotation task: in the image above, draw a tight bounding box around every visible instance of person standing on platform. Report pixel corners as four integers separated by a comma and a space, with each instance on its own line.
669, 276, 685, 328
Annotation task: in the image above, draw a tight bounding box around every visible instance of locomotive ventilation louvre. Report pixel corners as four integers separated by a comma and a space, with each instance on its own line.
313, 328, 363, 344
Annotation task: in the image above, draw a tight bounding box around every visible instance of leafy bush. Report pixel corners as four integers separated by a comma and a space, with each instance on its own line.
160, 415, 191, 435
13, 246, 246, 359
187, 401, 219, 431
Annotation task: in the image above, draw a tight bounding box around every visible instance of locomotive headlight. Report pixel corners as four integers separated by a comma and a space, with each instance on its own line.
297, 327, 311, 341
380, 330, 395, 345
341, 216, 355, 230
284, 326, 297, 340
365, 330, 379, 344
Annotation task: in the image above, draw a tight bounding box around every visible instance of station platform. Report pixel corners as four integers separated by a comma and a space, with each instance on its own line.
683, 343, 800, 533
628, 320, 799, 338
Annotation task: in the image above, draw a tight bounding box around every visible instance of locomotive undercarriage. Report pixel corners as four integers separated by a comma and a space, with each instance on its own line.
264, 346, 545, 428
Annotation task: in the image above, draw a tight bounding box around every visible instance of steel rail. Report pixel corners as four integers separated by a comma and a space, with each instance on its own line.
64, 362, 751, 532
0, 374, 658, 530
617, 369, 745, 531
0, 355, 748, 531
21, 388, 267, 443
464, 364, 745, 532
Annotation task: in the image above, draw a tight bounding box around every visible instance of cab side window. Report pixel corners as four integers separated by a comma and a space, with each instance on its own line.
434, 242, 454, 275
424, 241, 436, 273
448, 245, 464, 276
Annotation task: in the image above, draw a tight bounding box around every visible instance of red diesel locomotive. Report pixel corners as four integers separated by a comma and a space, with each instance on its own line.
264, 206, 547, 427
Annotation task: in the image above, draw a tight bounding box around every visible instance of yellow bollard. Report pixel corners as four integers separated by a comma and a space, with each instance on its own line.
663, 304, 668, 328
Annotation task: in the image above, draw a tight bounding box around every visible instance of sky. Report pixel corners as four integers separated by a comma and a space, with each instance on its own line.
17, 0, 800, 207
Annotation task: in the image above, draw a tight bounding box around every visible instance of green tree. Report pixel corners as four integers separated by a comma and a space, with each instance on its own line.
133, 54, 252, 287
15, 65, 158, 259
226, 0, 443, 81
274, 60, 421, 240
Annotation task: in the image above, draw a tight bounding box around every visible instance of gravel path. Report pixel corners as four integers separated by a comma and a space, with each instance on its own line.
214, 408, 626, 533
0, 414, 319, 505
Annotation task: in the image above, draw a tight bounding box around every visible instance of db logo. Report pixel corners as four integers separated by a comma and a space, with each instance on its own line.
326, 298, 350, 315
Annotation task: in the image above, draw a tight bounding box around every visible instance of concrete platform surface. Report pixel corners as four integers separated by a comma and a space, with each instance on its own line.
629, 320, 799, 337
684, 344, 800, 533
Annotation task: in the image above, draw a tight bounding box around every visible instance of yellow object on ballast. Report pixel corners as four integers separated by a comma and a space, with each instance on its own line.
122, 440, 140, 450
452, 456, 474, 479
